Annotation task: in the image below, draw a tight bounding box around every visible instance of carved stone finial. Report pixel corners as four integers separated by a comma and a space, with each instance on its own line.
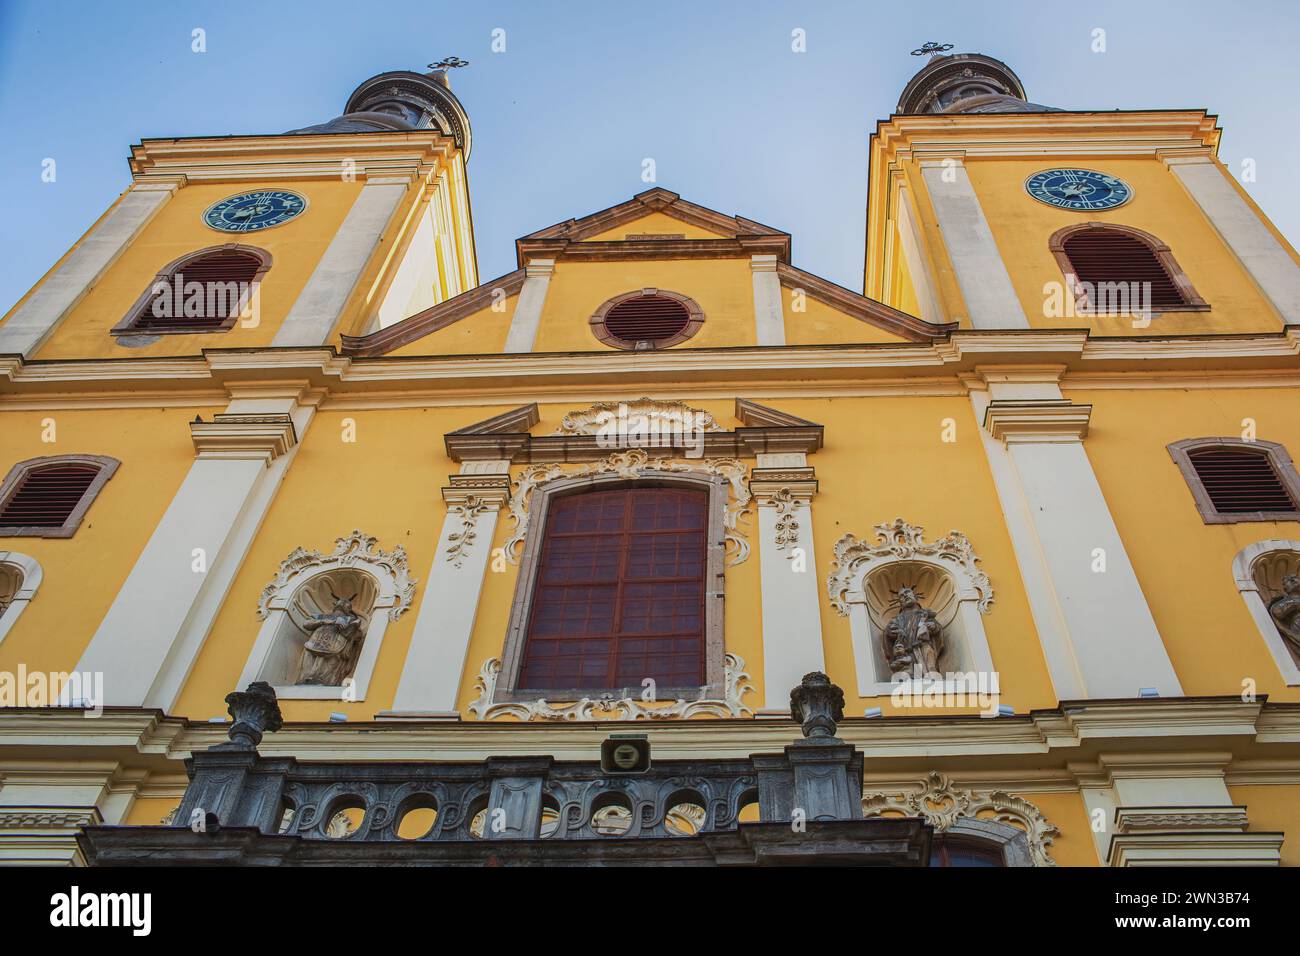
789, 672, 845, 739
219, 681, 283, 750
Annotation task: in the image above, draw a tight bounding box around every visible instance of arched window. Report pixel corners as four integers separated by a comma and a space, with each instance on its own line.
111, 244, 271, 336
589, 289, 705, 350
0, 552, 43, 646
1049, 223, 1207, 314
0, 455, 120, 538
1168, 438, 1300, 523
515, 485, 711, 692
930, 837, 1008, 867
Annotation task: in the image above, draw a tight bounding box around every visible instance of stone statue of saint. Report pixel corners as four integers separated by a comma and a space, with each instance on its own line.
296, 595, 365, 686
881, 586, 945, 679
1269, 574, 1300, 660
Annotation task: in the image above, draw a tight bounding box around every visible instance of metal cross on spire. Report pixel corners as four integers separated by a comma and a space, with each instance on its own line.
910, 41, 954, 58
428, 56, 470, 71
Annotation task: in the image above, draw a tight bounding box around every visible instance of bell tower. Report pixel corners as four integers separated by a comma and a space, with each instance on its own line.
0, 62, 479, 359
866, 46, 1300, 335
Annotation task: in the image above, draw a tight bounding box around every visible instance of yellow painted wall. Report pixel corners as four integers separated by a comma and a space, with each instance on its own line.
388, 293, 519, 357
32, 180, 370, 359
781, 288, 911, 345
535, 259, 757, 352
584, 211, 724, 241
1228, 785, 1299, 865
0, 405, 221, 675
1019, 790, 1101, 865
963, 158, 1282, 335
1070, 386, 1300, 700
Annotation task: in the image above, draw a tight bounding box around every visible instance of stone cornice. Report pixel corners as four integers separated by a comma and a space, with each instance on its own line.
983, 399, 1092, 443
190, 412, 297, 464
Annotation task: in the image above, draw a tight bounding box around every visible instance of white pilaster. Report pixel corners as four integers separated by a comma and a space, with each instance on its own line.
751, 460, 823, 711
894, 183, 944, 325
920, 159, 1029, 330
1167, 154, 1300, 325
389, 469, 511, 715
970, 374, 1182, 699
750, 254, 786, 346
503, 259, 555, 353
73, 390, 313, 709
0, 179, 182, 357
272, 177, 409, 346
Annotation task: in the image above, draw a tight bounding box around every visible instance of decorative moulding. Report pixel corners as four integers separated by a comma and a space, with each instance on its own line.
550, 397, 723, 436
982, 399, 1091, 443
190, 413, 297, 464
862, 771, 1059, 866
501, 448, 753, 566
828, 518, 993, 618
257, 530, 415, 623
468, 653, 755, 721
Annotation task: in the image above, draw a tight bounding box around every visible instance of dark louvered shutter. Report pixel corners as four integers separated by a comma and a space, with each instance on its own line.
0, 464, 100, 528
133, 250, 263, 331
1062, 231, 1187, 309
603, 295, 690, 347
1188, 447, 1297, 514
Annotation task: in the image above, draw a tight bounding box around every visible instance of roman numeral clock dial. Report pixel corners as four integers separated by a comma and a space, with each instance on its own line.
1025, 169, 1132, 210
203, 190, 308, 232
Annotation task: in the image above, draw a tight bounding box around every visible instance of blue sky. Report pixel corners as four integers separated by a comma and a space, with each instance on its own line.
2, 0, 1299, 316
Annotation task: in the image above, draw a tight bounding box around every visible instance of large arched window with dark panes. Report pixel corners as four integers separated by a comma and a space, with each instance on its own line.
1049, 223, 1207, 314
516, 486, 709, 692
111, 244, 271, 336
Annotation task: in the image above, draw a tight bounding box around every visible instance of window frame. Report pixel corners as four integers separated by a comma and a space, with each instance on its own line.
1168, 437, 1300, 524
110, 243, 272, 337
497, 471, 727, 702
588, 288, 705, 350
1048, 222, 1209, 314
0, 454, 120, 538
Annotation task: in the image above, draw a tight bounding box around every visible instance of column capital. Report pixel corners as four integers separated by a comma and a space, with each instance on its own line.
749, 253, 779, 273
190, 413, 297, 464
442, 473, 510, 509
524, 258, 556, 278
983, 399, 1091, 444
749, 467, 818, 504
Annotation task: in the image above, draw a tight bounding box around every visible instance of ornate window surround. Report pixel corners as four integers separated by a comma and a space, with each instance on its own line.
1048, 221, 1209, 313
862, 771, 1059, 867
1168, 437, 1300, 524
1232, 539, 1300, 686
0, 551, 42, 646
109, 243, 272, 337
496, 466, 730, 703
0, 454, 120, 539
827, 518, 995, 698
588, 288, 705, 350
238, 531, 416, 701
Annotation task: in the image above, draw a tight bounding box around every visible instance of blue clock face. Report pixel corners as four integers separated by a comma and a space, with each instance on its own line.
203, 190, 307, 232
1025, 169, 1132, 211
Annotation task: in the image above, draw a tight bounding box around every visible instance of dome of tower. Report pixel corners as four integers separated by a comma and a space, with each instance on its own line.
896, 52, 1062, 115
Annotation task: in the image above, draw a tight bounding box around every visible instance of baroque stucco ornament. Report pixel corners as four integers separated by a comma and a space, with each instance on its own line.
827, 518, 993, 617
445, 495, 490, 568
257, 530, 416, 622
862, 771, 1059, 866
502, 448, 753, 565
550, 397, 724, 436
468, 653, 755, 721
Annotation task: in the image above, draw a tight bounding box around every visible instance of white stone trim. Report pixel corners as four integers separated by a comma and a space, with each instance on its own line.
969, 382, 1181, 699
1231, 539, 1300, 686
754, 489, 824, 709
391, 493, 506, 714
502, 258, 555, 353
0, 552, 42, 647
919, 160, 1028, 330
894, 182, 944, 325
750, 254, 786, 346
0, 182, 181, 356
1168, 155, 1300, 325
273, 180, 409, 346
238, 531, 415, 702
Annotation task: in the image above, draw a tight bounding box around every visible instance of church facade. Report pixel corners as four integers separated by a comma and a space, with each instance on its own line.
3, 51, 1300, 866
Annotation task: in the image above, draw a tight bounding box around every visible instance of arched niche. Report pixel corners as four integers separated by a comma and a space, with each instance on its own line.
1232, 540, 1300, 686
0, 551, 42, 646
828, 519, 995, 698
238, 531, 416, 701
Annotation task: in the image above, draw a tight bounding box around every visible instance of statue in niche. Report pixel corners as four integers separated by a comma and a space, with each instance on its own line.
881, 586, 945, 679
296, 592, 365, 686
1269, 574, 1300, 660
